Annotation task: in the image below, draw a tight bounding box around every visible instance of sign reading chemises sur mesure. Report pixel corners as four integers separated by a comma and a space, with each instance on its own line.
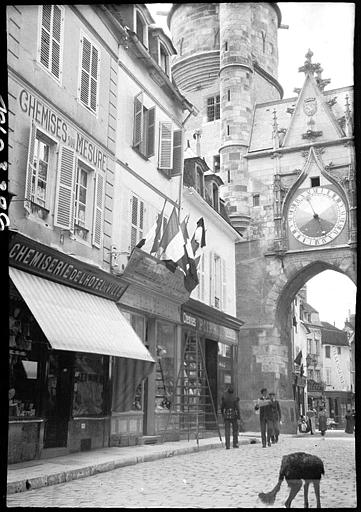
9, 232, 128, 301
18, 88, 108, 171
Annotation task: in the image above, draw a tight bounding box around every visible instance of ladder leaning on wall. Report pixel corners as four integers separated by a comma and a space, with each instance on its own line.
160, 331, 223, 446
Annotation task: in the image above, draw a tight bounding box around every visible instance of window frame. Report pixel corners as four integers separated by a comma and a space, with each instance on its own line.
325, 345, 331, 358
134, 9, 148, 48
159, 42, 170, 76
73, 159, 95, 242
37, 5, 64, 83
206, 95, 220, 122
78, 31, 100, 116
132, 92, 155, 159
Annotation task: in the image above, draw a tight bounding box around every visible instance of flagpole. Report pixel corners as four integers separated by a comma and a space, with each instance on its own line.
177, 132, 185, 221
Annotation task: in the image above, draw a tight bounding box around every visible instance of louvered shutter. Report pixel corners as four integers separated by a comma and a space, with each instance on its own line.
158, 122, 173, 169
51, 5, 62, 79
54, 146, 75, 230
90, 45, 99, 112
40, 5, 51, 69
147, 107, 155, 157
92, 171, 105, 248
170, 129, 183, 176
130, 195, 144, 250
133, 92, 143, 147
221, 258, 227, 311
24, 122, 37, 213
80, 36, 91, 107
209, 251, 215, 306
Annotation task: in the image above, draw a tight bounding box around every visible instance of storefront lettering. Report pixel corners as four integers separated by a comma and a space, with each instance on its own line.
183, 312, 197, 327
19, 88, 108, 171
9, 241, 126, 300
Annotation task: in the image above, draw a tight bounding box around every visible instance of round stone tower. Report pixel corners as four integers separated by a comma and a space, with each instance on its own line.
168, 2, 283, 233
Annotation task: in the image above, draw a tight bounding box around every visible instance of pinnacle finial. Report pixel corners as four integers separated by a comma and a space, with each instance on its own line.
298, 49, 319, 76
305, 49, 313, 63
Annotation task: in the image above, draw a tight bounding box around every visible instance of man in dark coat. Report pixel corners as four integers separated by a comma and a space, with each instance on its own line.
254, 387, 272, 447
268, 391, 282, 443
221, 386, 240, 449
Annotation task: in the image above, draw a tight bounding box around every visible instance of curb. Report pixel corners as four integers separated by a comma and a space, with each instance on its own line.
7, 437, 258, 495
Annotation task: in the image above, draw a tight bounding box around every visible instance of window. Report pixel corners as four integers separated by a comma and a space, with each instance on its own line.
308, 369, 314, 380
207, 95, 220, 122
136, 10, 147, 47
325, 345, 331, 358
159, 44, 169, 76
311, 177, 320, 187
73, 162, 95, 241
24, 125, 57, 219
315, 340, 320, 355
211, 254, 226, 310
326, 367, 331, 385
79, 34, 99, 114
39, 5, 64, 80
337, 347, 341, 354
253, 194, 260, 207
212, 184, 219, 211
315, 369, 321, 382
133, 92, 155, 159
130, 195, 144, 251
158, 122, 183, 177
213, 155, 220, 173
72, 353, 108, 416
195, 166, 204, 195
307, 339, 312, 354
227, 89, 231, 102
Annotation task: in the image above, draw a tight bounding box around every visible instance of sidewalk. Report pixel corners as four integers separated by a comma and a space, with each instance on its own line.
7, 433, 261, 495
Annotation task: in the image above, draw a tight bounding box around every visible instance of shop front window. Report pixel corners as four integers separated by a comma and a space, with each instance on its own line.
9, 298, 44, 418
155, 321, 176, 411
72, 353, 107, 416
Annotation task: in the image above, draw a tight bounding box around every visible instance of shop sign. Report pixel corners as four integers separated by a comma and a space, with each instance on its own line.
121, 287, 180, 321
307, 379, 324, 392
18, 88, 108, 171
182, 310, 238, 345
122, 248, 190, 303
9, 232, 128, 301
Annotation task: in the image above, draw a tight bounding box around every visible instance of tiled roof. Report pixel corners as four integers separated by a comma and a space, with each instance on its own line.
321, 321, 349, 346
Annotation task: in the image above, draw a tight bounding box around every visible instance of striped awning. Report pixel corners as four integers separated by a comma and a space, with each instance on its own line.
9, 267, 155, 363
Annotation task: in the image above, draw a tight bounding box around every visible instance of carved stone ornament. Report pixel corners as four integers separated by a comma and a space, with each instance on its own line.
303, 97, 317, 116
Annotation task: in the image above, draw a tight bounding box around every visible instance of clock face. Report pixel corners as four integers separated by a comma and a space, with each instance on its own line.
288, 187, 347, 246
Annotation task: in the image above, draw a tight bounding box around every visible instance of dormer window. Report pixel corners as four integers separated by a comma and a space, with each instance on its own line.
159, 43, 169, 76
135, 10, 147, 48
195, 165, 204, 196
212, 184, 219, 211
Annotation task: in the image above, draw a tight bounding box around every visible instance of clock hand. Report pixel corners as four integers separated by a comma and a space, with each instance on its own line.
306, 197, 319, 218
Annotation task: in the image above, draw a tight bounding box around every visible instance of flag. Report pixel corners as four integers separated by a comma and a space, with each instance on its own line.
136, 199, 167, 254
178, 216, 199, 293
294, 350, 303, 366
159, 206, 185, 270
191, 217, 206, 266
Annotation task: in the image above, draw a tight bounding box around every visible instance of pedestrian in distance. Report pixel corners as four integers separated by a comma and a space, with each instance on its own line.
221, 386, 240, 449
268, 392, 282, 443
254, 387, 272, 448
345, 408, 355, 434
306, 404, 317, 435
318, 406, 328, 438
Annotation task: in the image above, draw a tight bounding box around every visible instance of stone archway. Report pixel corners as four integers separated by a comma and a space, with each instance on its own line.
236, 244, 356, 433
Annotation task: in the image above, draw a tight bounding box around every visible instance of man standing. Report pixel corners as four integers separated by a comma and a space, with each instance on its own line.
221, 386, 240, 449
268, 392, 282, 443
254, 388, 272, 448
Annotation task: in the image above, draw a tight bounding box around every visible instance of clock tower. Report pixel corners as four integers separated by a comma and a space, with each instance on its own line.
235, 50, 356, 432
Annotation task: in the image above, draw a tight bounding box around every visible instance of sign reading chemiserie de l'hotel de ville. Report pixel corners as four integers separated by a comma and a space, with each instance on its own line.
9, 232, 128, 301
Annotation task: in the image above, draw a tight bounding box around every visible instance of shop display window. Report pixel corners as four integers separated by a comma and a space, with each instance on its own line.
155, 321, 176, 410
9, 298, 45, 418
72, 353, 108, 416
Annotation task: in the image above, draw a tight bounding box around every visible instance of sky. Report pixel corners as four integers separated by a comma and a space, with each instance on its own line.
147, 3, 356, 328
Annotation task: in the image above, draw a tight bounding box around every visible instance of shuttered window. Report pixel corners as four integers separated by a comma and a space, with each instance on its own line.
130, 195, 144, 251
132, 93, 155, 158
39, 5, 64, 80
92, 171, 105, 248
79, 34, 100, 114
221, 258, 227, 311
158, 122, 173, 170
54, 146, 76, 230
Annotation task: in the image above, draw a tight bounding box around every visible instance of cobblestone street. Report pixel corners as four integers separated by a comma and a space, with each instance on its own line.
7, 434, 356, 508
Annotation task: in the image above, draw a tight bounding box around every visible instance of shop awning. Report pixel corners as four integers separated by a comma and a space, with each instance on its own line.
9, 268, 155, 363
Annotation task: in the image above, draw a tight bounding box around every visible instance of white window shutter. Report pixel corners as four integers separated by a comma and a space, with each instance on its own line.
80, 36, 91, 107
158, 122, 173, 169
209, 251, 215, 307
54, 146, 76, 230
92, 171, 105, 248
147, 107, 155, 157
24, 122, 37, 213
40, 5, 51, 69
133, 92, 143, 147
51, 5, 62, 79
170, 129, 183, 176
221, 258, 227, 311
90, 45, 99, 112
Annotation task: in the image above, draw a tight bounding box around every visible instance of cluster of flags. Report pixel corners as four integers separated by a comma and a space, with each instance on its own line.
136, 201, 206, 293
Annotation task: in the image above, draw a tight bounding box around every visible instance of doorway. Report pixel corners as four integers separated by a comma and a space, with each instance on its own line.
43, 351, 73, 448
205, 339, 218, 429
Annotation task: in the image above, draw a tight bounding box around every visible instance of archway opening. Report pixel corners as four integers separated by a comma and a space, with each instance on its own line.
277, 266, 356, 429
